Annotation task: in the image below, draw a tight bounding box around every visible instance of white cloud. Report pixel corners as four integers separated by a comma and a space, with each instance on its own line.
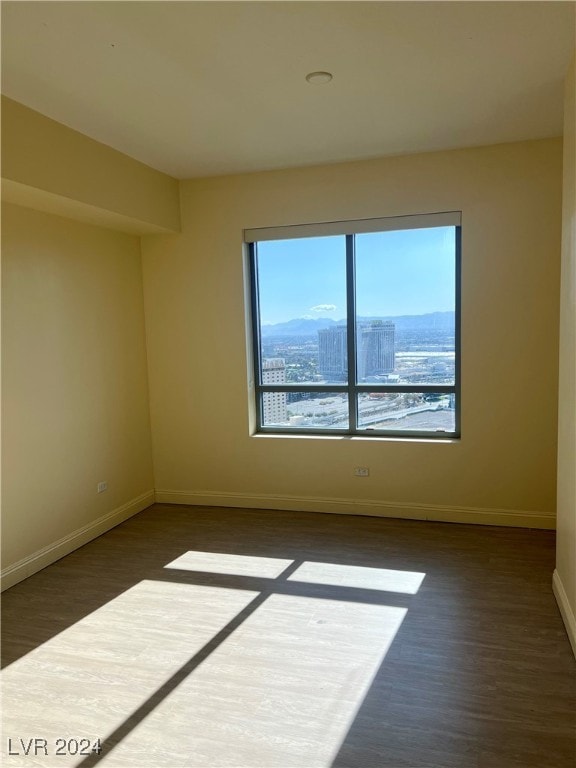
310, 304, 337, 312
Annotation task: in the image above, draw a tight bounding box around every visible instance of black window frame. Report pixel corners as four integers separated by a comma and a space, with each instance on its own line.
247, 212, 461, 439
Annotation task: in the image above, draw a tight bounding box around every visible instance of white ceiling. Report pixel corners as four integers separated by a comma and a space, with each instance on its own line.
2, 1, 575, 179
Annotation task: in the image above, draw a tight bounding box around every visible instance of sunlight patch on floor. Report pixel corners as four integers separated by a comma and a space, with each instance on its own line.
288, 561, 425, 594
2, 556, 416, 768
1, 580, 258, 768
102, 595, 407, 767
164, 551, 294, 578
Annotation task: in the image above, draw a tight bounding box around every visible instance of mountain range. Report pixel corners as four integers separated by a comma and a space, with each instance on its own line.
260, 311, 455, 338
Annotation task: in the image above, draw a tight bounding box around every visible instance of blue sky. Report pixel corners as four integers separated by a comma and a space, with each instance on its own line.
256, 226, 456, 325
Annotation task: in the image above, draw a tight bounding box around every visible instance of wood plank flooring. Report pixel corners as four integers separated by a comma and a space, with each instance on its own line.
2, 504, 575, 768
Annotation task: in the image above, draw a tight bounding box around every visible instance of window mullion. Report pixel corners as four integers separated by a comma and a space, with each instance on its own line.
454, 225, 462, 438
249, 243, 264, 430
346, 234, 357, 432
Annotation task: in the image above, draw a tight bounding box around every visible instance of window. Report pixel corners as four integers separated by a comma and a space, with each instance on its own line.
246, 212, 461, 438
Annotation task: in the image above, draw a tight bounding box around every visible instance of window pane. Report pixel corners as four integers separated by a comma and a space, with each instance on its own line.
261, 392, 348, 429
357, 392, 456, 433
256, 237, 347, 385
355, 227, 456, 385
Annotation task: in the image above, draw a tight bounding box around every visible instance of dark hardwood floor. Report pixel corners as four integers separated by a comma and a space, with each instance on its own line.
2, 504, 575, 768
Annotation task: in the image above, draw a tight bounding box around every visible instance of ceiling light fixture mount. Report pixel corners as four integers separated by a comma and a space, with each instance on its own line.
305, 71, 333, 85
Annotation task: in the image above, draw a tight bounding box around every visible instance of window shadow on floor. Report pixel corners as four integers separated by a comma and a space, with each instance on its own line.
3, 503, 574, 768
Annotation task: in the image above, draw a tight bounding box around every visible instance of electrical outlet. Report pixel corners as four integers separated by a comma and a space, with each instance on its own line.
97, 481, 108, 493
354, 467, 370, 477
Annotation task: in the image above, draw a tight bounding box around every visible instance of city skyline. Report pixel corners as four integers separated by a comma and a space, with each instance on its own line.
318, 321, 396, 382
260, 309, 455, 337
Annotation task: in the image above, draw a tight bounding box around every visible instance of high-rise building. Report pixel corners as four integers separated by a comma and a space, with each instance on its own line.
318, 321, 395, 382
357, 321, 395, 380
318, 325, 348, 381
261, 358, 288, 423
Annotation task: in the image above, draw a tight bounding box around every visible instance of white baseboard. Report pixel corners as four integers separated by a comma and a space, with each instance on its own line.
1, 488, 556, 593
154, 489, 555, 529
553, 569, 576, 659
1, 490, 155, 592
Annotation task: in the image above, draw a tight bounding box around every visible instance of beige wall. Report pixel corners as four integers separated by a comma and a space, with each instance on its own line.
555, 53, 576, 654
1, 204, 155, 577
0, 127, 565, 590
142, 139, 562, 527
